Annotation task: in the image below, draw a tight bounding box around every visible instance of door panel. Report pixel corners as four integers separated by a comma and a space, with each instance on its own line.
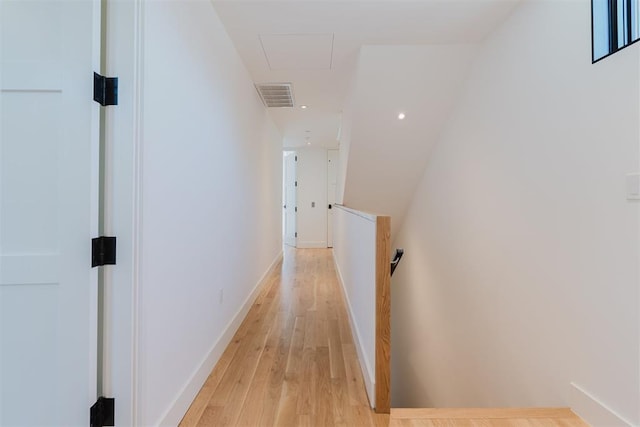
284, 152, 297, 247
1, 92, 60, 253
0, 1, 100, 425
327, 150, 338, 248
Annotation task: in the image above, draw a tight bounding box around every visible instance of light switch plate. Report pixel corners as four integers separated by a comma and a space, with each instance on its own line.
627, 173, 640, 200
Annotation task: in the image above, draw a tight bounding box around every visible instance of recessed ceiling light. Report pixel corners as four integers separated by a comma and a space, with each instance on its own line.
307, 142, 311, 145
398, 112, 406, 120
300, 105, 308, 109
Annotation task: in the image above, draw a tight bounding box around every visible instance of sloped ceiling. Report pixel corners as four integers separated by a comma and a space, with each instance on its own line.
341, 45, 478, 238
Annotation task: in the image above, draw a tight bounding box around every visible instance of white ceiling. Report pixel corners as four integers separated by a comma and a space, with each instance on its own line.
212, 0, 519, 148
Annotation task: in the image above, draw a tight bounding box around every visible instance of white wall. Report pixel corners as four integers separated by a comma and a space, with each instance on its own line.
332, 205, 378, 407
295, 147, 328, 248
391, 1, 640, 426
336, 63, 357, 206
138, 1, 282, 425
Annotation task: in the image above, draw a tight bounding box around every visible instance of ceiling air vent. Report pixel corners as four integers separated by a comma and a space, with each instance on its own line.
255, 83, 294, 108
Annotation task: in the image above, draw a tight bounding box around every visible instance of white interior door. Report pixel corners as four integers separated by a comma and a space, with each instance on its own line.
0, 1, 101, 425
284, 152, 297, 247
327, 150, 338, 248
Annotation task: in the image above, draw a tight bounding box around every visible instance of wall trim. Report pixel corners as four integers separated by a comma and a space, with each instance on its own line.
569, 383, 634, 427
332, 250, 376, 408
333, 204, 377, 222
155, 250, 284, 426
297, 240, 327, 249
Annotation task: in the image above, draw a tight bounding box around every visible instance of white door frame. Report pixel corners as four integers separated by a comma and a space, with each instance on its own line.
101, 1, 144, 424
283, 150, 298, 247
327, 149, 338, 248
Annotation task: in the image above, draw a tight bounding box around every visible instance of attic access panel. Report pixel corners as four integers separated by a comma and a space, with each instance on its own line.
259, 33, 334, 70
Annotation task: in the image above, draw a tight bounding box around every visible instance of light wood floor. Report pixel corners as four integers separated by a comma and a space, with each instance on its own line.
180, 248, 588, 427
180, 248, 387, 426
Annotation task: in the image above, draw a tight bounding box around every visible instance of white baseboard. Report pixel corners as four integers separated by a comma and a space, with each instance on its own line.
569, 383, 634, 427
331, 250, 376, 409
296, 240, 327, 249
156, 251, 284, 426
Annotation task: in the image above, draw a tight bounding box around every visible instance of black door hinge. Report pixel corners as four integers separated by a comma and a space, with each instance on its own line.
295, 181, 297, 187
295, 232, 297, 238
93, 72, 118, 106
92, 236, 117, 268
295, 207, 297, 212
90, 397, 114, 427
295, 155, 297, 161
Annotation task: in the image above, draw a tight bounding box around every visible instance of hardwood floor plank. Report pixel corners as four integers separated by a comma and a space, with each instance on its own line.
315, 305, 329, 348
205, 316, 271, 408
297, 414, 312, 426
302, 310, 316, 350
330, 378, 349, 426
195, 405, 224, 426
258, 315, 294, 426
337, 309, 353, 344
328, 318, 346, 379
179, 350, 233, 427
273, 377, 300, 426
284, 315, 304, 375
315, 346, 335, 426
233, 312, 285, 426
342, 343, 371, 407
350, 404, 377, 426
213, 329, 270, 426
296, 346, 317, 416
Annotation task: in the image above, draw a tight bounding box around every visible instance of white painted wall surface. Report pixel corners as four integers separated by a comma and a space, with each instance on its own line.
139, 2, 282, 425
332, 205, 377, 407
296, 147, 329, 248
336, 65, 357, 206
391, 1, 639, 426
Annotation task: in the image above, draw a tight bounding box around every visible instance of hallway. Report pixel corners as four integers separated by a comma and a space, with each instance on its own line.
180, 248, 388, 426
0, 1, 636, 424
